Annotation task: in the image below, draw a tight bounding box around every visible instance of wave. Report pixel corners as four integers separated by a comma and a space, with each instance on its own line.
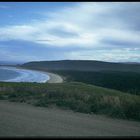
0, 66, 50, 83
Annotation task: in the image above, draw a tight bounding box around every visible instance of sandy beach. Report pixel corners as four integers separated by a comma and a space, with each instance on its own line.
16, 66, 64, 83
17, 67, 64, 83
19, 67, 64, 83
45, 72, 63, 83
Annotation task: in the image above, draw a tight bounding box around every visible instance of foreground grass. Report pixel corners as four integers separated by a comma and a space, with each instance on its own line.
0, 82, 140, 121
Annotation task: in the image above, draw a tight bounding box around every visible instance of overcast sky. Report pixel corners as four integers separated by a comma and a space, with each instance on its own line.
0, 2, 140, 62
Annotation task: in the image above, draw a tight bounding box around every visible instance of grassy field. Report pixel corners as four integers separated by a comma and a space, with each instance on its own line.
50, 70, 140, 95
0, 82, 140, 121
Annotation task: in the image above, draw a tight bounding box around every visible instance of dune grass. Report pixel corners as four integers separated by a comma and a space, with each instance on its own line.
0, 81, 140, 121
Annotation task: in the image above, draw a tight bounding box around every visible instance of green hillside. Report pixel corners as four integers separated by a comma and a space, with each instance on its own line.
21, 60, 140, 95
51, 70, 140, 95
21, 60, 140, 72
1, 60, 139, 121
0, 82, 140, 121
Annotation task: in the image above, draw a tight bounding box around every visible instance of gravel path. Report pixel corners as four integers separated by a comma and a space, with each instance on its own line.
0, 101, 140, 137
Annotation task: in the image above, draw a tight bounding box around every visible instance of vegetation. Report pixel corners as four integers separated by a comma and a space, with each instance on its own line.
22, 60, 140, 72
1, 60, 140, 121
51, 70, 140, 95
0, 82, 140, 121
21, 60, 140, 95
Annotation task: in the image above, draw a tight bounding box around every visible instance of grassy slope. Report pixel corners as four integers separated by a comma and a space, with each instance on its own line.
21, 60, 140, 95
0, 82, 140, 121
1, 61, 140, 121
50, 70, 140, 95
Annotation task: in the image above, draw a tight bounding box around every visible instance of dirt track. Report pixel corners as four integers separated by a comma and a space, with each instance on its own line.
0, 100, 140, 137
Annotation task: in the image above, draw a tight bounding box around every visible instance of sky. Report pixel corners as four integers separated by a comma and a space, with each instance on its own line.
0, 2, 140, 63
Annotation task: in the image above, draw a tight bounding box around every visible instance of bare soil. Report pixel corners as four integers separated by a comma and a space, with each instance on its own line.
0, 100, 140, 137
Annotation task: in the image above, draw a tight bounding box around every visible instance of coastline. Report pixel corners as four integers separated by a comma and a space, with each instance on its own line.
16, 67, 64, 83
0, 66, 63, 83
15, 66, 64, 83
45, 72, 63, 83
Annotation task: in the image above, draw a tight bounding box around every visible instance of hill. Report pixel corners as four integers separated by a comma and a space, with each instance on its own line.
51, 70, 140, 95
21, 60, 140, 95
21, 60, 140, 72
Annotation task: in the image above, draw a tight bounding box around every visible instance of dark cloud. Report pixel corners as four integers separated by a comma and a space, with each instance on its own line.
47, 27, 78, 38
107, 3, 140, 31
101, 38, 140, 48
0, 40, 83, 61
86, 3, 140, 31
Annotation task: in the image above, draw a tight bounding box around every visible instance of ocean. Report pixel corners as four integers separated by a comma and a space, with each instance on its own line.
0, 66, 50, 83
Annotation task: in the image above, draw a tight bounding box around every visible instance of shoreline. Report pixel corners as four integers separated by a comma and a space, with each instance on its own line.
45, 72, 63, 83
0, 66, 63, 83
15, 66, 64, 83
16, 67, 64, 83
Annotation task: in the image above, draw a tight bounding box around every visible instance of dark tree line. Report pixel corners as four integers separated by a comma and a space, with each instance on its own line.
53, 70, 140, 95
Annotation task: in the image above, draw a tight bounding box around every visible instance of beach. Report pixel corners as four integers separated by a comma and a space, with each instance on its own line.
45, 72, 63, 83
16, 66, 64, 83
0, 66, 63, 83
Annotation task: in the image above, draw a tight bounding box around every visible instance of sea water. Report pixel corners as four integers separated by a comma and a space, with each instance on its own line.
0, 66, 50, 83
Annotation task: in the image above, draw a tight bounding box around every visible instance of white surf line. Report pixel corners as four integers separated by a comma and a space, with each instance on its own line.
22, 67, 63, 83
14, 66, 64, 83
0, 66, 50, 83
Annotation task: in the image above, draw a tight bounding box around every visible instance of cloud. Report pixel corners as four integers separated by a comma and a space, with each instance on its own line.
101, 38, 140, 48
0, 2, 140, 47
0, 40, 71, 61
0, 2, 140, 62
0, 20, 98, 47
67, 48, 140, 62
